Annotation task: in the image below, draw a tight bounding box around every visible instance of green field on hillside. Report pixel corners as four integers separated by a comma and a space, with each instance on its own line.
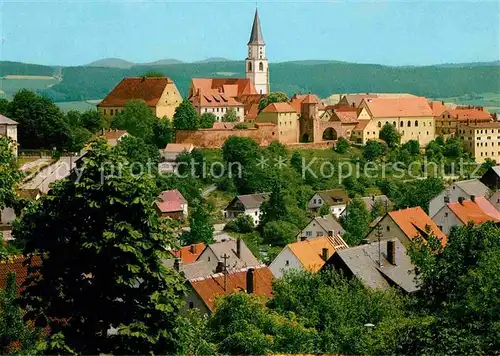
55, 100, 98, 113
0, 77, 59, 99
434, 92, 500, 114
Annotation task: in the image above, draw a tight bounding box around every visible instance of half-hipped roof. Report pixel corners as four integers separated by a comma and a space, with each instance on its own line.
99, 77, 173, 107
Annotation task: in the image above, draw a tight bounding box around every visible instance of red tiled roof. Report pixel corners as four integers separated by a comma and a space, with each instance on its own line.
354, 120, 370, 131
155, 189, 187, 213
212, 122, 238, 130
190, 93, 243, 108
429, 101, 448, 117
389, 207, 447, 246
190, 78, 257, 97
99, 77, 172, 107
363, 97, 433, 118
462, 122, 500, 128
448, 197, 500, 225
101, 129, 128, 141
236, 94, 264, 121
287, 237, 342, 272
448, 108, 492, 122
0, 255, 41, 292
169, 243, 206, 264
261, 102, 297, 113
334, 109, 359, 124
189, 265, 273, 311
164, 143, 194, 153
290, 93, 325, 113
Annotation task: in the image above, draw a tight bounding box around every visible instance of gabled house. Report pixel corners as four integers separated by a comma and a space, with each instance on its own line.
308, 189, 350, 218
186, 265, 273, 314
365, 206, 447, 248
298, 215, 345, 240
429, 179, 491, 217
168, 243, 206, 264
480, 165, 500, 190
323, 239, 419, 293
154, 189, 188, 220
224, 193, 269, 226
256, 102, 299, 144
431, 196, 500, 235
100, 129, 129, 147
269, 236, 348, 278
98, 77, 182, 119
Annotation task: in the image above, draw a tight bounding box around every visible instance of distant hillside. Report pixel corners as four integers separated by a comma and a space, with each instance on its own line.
140, 59, 184, 66
195, 57, 233, 63
86, 58, 135, 69
1, 60, 499, 102
434, 60, 500, 68
0, 61, 55, 77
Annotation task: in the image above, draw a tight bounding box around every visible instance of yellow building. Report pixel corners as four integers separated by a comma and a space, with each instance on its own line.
98, 77, 182, 120
436, 106, 492, 136
458, 121, 500, 163
356, 97, 435, 146
256, 102, 299, 144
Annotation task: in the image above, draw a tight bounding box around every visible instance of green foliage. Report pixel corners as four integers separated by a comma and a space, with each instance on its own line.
379, 123, 401, 148
318, 203, 330, 216
152, 118, 174, 148
401, 139, 420, 156
0, 272, 45, 354
267, 140, 287, 158
405, 222, 500, 354
182, 200, 215, 245
173, 99, 200, 130
0, 137, 22, 209
290, 151, 303, 174
173, 311, 217, 355
15, 141, 186, 354
209, 292, 317, 355
234, 123, 249, 129
68, 126, 92, 152
340, 197, 371, 246
335, 137, 350, 153
111, 99, 155, 142
80, 110, 105, 133
343, 176, 367, 197
143, 71, 164, 77
0, 99, 9, 116
258, 92, 289, 112
259, 181, 288, 227
221, 108, 238, 122
114, 135, 160, 168
262, 220, 298, 246
363, 140, 387, 161
222, 136, 259, 167
7, 89, 72, 149
225, 214, 254, 233
199, 113, 216, 129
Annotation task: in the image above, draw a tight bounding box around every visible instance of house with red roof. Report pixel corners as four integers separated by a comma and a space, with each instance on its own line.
431, 196, 500, 235
255, 102, 299, 143
154, 189, 188, 220
186, 265, 273, 313
168, 243, 206, 264
0, 255, 41, 293
366, 206, 447, 248
97, 77, 182, 120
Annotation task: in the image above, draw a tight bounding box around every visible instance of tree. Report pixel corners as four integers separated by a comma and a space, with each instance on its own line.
114, 135, 160, 169
0, 137, 22, 210
80, 110, 105, 133
266, 141, 287, 159
0, 272, 45, 354
111, 100, 156, 142
182, 200, 215, 245
0, 99, 9, 116
290, 151, 302, 174
319, 203, 330, 216
173, 99, 199, 130
152, 119, 174, 148
262, 220, 298, 246
68, 126, 92, 152
379, 123, 401, 148
209, 293, 317, 355
335, 137, 350, 154
363, 140, 387, 161
259, 181, 288, 228
199, 113, 217, 129
405, 222, 500, 354
225, 214, 254, 233
143, 71, 164, 78
221, 108, 238, 122
340, 197, 370, 246
15, 141, 186, 354
222, 136, 260, 167
8, 89, 72, 149
401, 139, 420, 156
234, 123, 249, 129
443, 137, 463, 158
258, 92, 289, 112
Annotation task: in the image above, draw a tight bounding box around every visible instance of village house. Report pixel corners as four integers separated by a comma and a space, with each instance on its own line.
100, 129, 129, 147
161, 143, 194, 162
480, 165, 500, 190
269, 236, 348, 278
488, 191, 500, 212
224, 193, 268, 226
154, 189, 188, 220
366, 206, 447, 248
185, 265, 273, 314
431, 196, 500, 235
0, 114, 18, 156
255, 102, 299, 144
428, 179, 491, 217
436, 106, 492, 136
323, 239, 419, 293
355, 97, 435, 146
98, 77, 182, 119
341, 195, 391, 218
458, 121, 500, 163
308, 189, 350, 218
298, 215, 345, 240
168, 243, 206, 264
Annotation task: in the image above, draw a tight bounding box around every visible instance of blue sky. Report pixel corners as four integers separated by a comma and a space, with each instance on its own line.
1, 0, 499, 66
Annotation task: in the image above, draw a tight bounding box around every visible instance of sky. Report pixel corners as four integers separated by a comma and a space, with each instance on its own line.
1, 0, 499, 67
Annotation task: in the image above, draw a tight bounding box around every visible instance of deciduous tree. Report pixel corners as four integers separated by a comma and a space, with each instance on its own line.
0, 137, 22, 210
340, 197, 371, 246
258, 92, 289, 112
221, 108, 238, 122
379, 123, 401, 148
173, 99, 199, 130
199, 113, 217, 129
111, 100, 156, 142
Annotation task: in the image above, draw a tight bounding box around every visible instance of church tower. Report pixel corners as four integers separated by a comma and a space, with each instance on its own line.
245, 9, 269, 95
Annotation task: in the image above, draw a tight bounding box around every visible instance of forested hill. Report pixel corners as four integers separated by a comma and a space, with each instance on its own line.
1, 60, 499, 101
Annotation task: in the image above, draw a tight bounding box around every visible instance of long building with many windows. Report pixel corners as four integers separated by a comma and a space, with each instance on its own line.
458, 121, 500, 163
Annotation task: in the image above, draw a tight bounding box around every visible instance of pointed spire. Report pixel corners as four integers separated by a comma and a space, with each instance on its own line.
248, 8, 265, 45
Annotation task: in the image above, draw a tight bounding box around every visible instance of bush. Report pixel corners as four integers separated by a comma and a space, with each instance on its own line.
262, 221, 298, 246
225, 214, 255, 233
234, 123, 249, 129
335, 137, 350, 153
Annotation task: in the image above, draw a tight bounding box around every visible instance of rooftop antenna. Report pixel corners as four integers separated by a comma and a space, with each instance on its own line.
374, 224, 384, 267
220, 253, 230, 291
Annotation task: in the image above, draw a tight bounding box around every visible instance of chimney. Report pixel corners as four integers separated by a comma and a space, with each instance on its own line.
458, 197, 465, 205
471, 195, 475, 202
236, 238, 241, 258
321, 247, 329, 262
173, 258, 182, 272
246, 268, 255, 294
387, 240, 397, 266
215, 261, 224, 273
190, 244, 196, 254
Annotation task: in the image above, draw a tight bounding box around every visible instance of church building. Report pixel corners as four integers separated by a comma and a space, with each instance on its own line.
245, 9, 269, 95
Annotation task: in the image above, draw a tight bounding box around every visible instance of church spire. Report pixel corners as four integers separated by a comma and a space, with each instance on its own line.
248, 8, 265, 45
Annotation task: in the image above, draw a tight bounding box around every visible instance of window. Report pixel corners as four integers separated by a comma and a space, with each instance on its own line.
393, 121, 396, 126
248, 62, 252, 71
188, 302, 194, 309
208, 256, 211, 261
285, 260, 290, 266
306, 231, 312, 237
103, 109, 107, 115
378, 122, 381, 128
316, 231, 322, 237
259, 62, 264, 71
204, 108, 207, 113
415, 120, 419, 127
386, 226, 390, 231
445, 212, 448, 217
407, 120, 411, 127
400, 121, 404, 127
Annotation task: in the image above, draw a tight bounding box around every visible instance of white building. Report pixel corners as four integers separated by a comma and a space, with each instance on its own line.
245, 9, 269, 95
307, 189, 350, 218
298, 215, 345, 240
224, 193, 268, 226
0, 114, 18, 156
428, 179, 491, 217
